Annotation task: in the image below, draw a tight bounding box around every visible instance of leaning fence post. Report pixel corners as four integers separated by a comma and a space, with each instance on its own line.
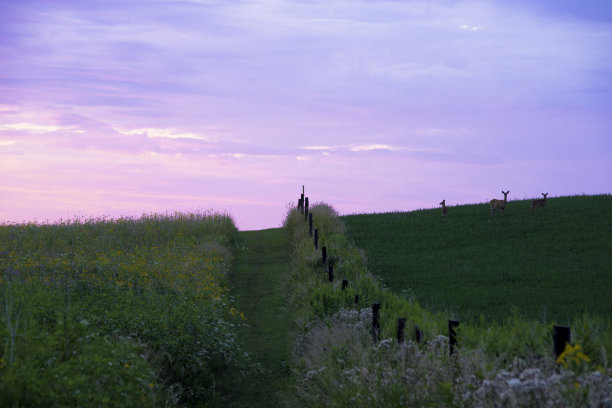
314, 229, 319, 250
328, 265, 334, 283
321, 246, 327, 265
553, 325, 571, 358
372, 303, 381, 342
308, 213, 313, 236
342, 279, 348, 291
354, 295, 359, 305
449, 320, 460, 355
397, 318, 407, 344
304, 197, 309, 220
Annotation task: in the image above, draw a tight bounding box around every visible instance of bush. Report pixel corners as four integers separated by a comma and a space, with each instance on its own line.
0, 212, 250, 407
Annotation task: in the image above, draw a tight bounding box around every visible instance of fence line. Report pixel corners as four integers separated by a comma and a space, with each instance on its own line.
295, 186, 572, 357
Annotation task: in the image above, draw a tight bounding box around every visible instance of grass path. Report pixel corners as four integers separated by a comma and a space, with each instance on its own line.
225, 228, 294, 407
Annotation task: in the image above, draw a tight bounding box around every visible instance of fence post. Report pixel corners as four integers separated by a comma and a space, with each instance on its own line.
321, 246, 327, 265
553, 325, 571, 358
397, 318, 407, 344
309, 213, 313, 236
304, 197, 309, 220
314, 229, 319, 250
372, 303, 381, 342
415, 325, 423, 343
449, 320, 460, 355
355, 295, 359, 305
328, 265, 334, 283
300, 193, 304, 212
342, 279, 348, 291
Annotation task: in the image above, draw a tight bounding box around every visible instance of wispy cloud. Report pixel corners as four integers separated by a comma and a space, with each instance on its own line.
114, 127, 215, 141
458, 24, 485, 31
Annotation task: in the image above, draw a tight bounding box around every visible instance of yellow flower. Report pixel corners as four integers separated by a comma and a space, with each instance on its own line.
556, 343, 591, 369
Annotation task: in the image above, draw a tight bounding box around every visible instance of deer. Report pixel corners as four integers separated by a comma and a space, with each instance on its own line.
490, 190, 509, 216
531, 193, 548, 211
440, 199, 447, 217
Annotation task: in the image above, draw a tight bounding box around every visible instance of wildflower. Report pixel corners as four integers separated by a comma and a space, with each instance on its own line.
556, 343, 591, 369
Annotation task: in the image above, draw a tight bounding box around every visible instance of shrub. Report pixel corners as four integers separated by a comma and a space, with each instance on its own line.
0, 212, 249, 407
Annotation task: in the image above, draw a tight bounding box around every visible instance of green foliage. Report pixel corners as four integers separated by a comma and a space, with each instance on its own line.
284, 200, 612, 407
0, 212, 249, 407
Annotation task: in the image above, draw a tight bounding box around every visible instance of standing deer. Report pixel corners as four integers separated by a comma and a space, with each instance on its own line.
531, 193, 548, 211
490, 190, 510, 216
440, 200, 447, 217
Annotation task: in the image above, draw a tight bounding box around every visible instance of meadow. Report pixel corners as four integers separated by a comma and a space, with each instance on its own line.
342, 194, 612, 323
284, 201, 611, 407
0, 212, 251, 407
2, 196, 610, 407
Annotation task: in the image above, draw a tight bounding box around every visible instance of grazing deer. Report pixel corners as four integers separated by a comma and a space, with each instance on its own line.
440, 200, 447, 217
531, 193, 548, 211
490, 190, 510, 216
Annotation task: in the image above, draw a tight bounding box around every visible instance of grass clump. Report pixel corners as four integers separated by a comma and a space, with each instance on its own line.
0, 212, 252, 407
284, 202, 612, 407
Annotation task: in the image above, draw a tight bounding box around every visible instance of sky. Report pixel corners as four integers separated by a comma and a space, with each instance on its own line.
1, 0, 611, 230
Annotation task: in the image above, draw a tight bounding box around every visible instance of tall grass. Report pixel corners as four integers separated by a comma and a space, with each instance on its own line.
0, 212, 251, 407
284, 203, 611, 407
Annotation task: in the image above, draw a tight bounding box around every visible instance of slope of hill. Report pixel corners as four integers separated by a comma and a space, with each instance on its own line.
343, 194, 612, 323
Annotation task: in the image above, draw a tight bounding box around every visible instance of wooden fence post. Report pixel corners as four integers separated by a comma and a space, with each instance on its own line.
308, 213, 313, 236
321, 246, 327, 265
314, 229, 318, 250
372, 303, 381, 342
449, 320, 460, 355
354, 295, 359, 305
328, 265, 334, 283
304, 197, 309, 220
299, 193, 304, 212
415, 325, 423, 343
397, 318, 407, 344
342, 279, 348, 291
553, 325, 571, 358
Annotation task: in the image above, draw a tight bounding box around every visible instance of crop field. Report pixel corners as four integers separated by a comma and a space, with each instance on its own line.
0, 212, 249, 407
342, 194, 612, 323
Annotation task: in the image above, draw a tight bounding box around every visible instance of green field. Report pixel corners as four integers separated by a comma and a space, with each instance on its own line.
342, 194, 612, 323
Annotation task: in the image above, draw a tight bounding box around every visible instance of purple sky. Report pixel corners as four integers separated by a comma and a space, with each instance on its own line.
1, 0, 611, 230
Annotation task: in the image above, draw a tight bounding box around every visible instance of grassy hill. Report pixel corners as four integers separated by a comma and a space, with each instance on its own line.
342, 194, 612, 323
